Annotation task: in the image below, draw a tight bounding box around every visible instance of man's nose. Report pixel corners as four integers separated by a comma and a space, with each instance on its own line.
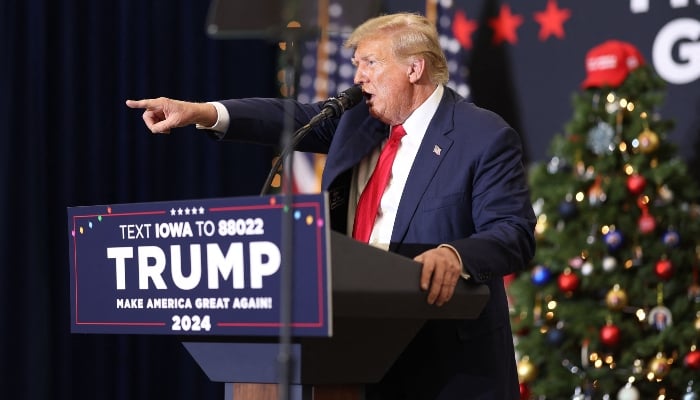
353, 68, 365, 85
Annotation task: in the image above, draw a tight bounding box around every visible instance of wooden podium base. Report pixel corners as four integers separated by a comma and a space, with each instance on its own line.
232, 383, 362, 400
313, 385, 362, 400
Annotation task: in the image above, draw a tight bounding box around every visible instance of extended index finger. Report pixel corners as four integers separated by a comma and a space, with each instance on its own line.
125, 99, 160, 110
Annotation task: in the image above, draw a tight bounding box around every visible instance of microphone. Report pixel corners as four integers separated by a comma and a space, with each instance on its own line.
260, 85, 364, 195
308, 85, 364, 126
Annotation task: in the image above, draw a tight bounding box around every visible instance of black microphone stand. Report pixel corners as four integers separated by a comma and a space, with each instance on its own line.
277, 32, 296, 400
260, 85, 362, 196
273, 25, 317, 400
205, 3, 320, 398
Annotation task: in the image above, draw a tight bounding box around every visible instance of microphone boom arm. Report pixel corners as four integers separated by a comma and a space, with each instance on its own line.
259, 85, 363, 196
260, 122, 313, 196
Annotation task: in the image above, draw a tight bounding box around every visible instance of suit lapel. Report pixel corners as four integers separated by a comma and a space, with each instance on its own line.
322, 110, 386, 234
390, 91, 457, 245
322, 114, 387, 188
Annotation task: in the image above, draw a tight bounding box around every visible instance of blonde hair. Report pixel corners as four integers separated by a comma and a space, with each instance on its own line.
345, 13, 449, 85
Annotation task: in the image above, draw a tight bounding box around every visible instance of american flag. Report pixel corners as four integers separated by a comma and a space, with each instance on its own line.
296, 1, 358, 103
432, 0, 472, 100
292, 0, 369, 193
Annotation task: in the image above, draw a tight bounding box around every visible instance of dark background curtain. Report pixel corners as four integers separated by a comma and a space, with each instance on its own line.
1, 1, 280, 399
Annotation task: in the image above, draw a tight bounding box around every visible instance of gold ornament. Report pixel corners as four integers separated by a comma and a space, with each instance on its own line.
646, 352, 670, 381
606, 284, 628, 311
637, 129, 659, 154
695, 313, 700, 331
517, 356, 538, 383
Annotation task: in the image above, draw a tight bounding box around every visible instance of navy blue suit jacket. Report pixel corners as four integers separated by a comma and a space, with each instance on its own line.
218, 87, 535, 399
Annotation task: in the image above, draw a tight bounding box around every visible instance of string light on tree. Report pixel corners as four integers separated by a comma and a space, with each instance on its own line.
602, 256, 618, 272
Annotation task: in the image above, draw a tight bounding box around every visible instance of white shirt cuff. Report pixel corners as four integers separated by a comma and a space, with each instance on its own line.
195, 101, 230, 135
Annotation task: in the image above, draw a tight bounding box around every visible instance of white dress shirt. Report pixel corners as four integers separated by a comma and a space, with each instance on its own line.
350, 85, 444, 248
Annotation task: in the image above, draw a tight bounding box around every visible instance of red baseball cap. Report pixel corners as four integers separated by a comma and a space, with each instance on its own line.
581, 40, 645, 89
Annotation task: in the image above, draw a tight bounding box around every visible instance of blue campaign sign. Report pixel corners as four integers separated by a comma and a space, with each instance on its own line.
67, 194, 331, 337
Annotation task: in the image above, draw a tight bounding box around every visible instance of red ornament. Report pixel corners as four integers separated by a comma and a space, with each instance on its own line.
558, 269, 580, 292
626, 174, 646, 195
520, 382, 531, 400
654, 259, 674, 280
600, 323, 621, 347
638, 212, 656, 234
684, 349, 700, 369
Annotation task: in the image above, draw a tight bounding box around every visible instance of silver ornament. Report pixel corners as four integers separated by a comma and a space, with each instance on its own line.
684, 380, 698, 400
587, 121, 615, 155
617, 382, 640, 400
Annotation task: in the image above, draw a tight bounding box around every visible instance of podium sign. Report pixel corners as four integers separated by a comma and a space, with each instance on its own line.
67, 194, 331, 337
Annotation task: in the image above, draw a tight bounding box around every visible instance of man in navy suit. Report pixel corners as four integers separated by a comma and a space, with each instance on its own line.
127, 12, 535, 400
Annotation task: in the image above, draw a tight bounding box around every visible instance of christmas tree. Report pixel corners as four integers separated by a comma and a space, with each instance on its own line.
508, 40, 700, 399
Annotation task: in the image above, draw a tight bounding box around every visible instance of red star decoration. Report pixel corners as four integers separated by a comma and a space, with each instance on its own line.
452, 9, 478, 50
488, 4, 523, 45
534, 0, 571, 41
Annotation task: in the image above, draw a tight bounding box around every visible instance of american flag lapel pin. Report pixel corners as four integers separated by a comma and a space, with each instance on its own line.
433, 144, 442, 156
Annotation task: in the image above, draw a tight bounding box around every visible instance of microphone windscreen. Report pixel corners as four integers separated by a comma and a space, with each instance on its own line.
339, 85, 363, 110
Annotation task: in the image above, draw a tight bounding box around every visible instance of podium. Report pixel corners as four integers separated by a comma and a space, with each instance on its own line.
183, 231, 489, 400
67, 194, 489, 400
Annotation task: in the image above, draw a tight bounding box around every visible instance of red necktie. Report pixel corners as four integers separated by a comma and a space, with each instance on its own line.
352, 124, 406, 242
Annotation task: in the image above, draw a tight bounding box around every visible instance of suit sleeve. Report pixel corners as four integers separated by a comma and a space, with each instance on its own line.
451, 125, 536, 283
213, 97, 339, 154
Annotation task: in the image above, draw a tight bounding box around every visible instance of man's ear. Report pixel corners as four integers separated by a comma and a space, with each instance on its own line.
407, 57, 426, 83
